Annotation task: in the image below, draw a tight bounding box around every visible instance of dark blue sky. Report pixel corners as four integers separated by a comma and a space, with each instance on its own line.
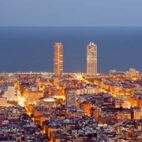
0, 0, 142, 27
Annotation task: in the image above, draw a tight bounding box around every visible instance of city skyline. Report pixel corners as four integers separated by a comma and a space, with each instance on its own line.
1, 1, 142, 142
53, 41, 98, 75
0, 27, 141, 73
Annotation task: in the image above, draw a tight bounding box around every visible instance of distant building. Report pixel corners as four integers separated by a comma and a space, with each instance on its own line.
126, 68, 139, 79
66, 90, 76, 107
54, 42, 63, 76
87, 42, 97, 76
133, 107, 142, 120
3, 86, 17, 101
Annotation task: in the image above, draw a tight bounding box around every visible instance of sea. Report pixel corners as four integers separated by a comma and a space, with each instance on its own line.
0, 27, 142, 73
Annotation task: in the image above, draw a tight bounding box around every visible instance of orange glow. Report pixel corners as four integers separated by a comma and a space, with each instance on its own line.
17, 96, 26, 107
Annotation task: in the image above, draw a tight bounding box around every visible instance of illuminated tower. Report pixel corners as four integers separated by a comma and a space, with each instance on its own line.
54, 42, 63, 76
87, 42, 97, 76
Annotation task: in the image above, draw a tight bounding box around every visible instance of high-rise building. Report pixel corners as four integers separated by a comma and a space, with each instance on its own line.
54, 42, 63, 76
87, 42, 97, 76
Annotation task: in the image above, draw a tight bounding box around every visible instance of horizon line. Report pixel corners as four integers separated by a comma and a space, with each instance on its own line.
1, 26, 142, 28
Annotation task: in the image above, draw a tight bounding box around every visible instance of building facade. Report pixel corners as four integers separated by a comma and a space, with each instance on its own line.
54, 42, 63, 76
87, 42, 97, 76
66, 90, 76, 108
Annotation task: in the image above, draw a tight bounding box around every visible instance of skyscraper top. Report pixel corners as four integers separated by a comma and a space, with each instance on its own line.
88, 42, 97, 47
54, 42, 63, 45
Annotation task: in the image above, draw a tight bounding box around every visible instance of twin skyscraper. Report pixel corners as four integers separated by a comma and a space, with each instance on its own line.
54, 42, 97, 76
